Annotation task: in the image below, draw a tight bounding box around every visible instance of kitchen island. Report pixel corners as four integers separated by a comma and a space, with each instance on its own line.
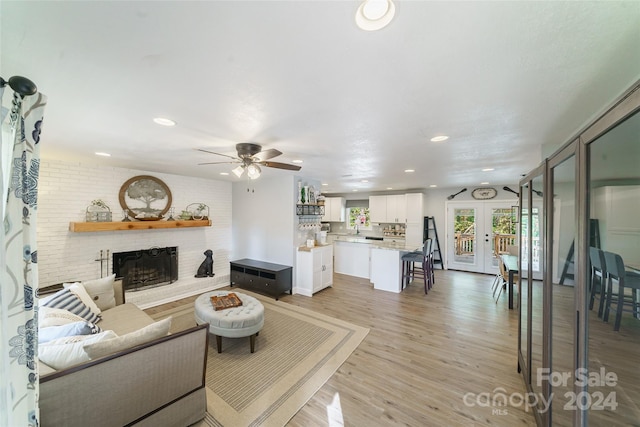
332, 235, 420, 293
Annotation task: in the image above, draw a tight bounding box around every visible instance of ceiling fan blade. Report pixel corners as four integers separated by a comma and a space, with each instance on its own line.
254, 148, 282, 161
196, 148, 239, 161
198, 161, 240, 166
258, 161, 302, 171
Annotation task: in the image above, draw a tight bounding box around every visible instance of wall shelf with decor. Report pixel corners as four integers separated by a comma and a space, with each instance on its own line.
69, 219, 211, 233
296, 204, 325, 216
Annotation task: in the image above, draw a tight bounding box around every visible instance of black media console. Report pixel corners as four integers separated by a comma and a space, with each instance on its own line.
229, 259, 293, 300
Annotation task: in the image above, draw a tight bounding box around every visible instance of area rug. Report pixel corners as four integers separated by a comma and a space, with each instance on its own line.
149, 291, 369, 427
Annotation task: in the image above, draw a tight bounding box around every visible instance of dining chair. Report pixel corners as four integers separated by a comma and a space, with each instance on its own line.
401, 239, 432, 293
602, 251, 640, 331
588, 247, 607, 317
428, 237, 436, 287
491, 244, 505, 298
494, 256, 510, 303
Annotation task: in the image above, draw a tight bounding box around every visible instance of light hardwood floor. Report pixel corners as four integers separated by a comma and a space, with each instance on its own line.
147, 270, 536, 426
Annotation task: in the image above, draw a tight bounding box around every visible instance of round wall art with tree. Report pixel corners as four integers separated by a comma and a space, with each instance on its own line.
119, 175, 172, 220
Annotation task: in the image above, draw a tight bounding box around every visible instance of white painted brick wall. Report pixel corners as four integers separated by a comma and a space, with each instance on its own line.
37, 159, 232, 307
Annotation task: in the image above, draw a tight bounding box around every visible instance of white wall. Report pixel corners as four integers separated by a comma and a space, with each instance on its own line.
38, 159, 232, 307
231, 175, 297, 267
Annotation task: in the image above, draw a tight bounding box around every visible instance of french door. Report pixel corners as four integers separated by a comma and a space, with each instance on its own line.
446, 200, 517, 274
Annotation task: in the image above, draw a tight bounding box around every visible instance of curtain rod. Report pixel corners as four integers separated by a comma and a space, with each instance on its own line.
0, 75, 38, 97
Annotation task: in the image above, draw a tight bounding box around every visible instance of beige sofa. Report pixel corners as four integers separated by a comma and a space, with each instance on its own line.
39, 280, 209, 427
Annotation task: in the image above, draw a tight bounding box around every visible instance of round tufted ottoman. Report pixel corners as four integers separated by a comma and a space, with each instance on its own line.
194, 291, 264, 353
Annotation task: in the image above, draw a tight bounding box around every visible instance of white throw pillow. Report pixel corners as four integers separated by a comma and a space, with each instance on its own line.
41, 288, 101, 324
39, 306, 86, 328
67, 283, 102, 315
39, 321, 102, 344
83, 317, 172, 359
39, 330, 117, 370
82, 274, 116, 311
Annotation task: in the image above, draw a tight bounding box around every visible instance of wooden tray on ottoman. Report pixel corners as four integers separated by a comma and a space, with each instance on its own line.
210, 293, 243, 311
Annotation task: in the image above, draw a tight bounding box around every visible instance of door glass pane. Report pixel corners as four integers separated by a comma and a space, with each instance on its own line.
520, 184, 529, 379
492, 208, 517, 268
550, 155, 576, 426
587, 111, 640, 425
530, 174, 544, 407
454, 208, 476, 264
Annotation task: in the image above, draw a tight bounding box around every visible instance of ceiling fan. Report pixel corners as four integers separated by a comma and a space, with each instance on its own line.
197, 143, 301, 179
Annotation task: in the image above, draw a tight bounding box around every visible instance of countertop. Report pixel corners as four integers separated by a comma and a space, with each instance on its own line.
332, 235, 418, 251
297, 243, 332, 252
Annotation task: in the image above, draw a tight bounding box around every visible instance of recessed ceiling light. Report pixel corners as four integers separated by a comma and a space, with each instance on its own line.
429, 184, 437, 188
482, 168, 495, 172
352, 189, 359, 192
481, 182, 490, 185
361, 180, 369, 183
430, 136, 449, 142
387, 187, 393, 190
404, 169, 415, 173
322, 183, 328, 186
95, 152, 111, 157
220, 172, 229, 176
355, 0, 396, 31
292, 159, 303, 164
153, 117, 176, 127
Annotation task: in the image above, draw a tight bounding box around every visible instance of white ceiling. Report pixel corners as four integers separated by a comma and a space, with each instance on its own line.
2, 1, 639, 193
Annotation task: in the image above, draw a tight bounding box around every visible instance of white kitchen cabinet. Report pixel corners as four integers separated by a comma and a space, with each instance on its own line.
370, 194, 406, 223
322, 197, 345, 222
369, 195, 387, 223
296, 245, 334, 296
386, 194, 407, 223
405, 193, 424, 223
370, 194, 421, 224
404, 193, 424, 247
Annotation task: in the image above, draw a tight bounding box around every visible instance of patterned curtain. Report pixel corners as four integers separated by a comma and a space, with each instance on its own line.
0, 86, 47, 427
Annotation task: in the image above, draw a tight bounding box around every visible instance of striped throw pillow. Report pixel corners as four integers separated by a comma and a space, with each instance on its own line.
42, 288, 101, 324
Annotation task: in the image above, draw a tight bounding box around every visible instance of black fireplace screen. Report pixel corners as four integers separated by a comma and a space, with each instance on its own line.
113, 247, 178, 291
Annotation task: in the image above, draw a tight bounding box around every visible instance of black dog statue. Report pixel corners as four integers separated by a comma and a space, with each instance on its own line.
195, 249, 215, 278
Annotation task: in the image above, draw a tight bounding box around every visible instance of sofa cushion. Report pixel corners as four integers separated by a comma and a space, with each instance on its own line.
39, 306, 86, 328
42, 288, 101, 324
39, 330, 117, 370
39, 321, 102, 344
82, 274, 117, 310
83, 317, 172, 359
98, 303, 156, 335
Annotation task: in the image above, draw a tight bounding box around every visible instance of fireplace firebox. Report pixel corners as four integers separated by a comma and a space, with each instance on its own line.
113, 247, 178, 291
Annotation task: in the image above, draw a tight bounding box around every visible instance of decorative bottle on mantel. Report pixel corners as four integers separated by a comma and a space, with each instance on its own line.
304, 186, 309, 204
298, 181, 303, 204
301, 186, 306, 204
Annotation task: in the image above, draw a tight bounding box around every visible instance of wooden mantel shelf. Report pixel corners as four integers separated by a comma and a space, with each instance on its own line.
69, 219, 212, 232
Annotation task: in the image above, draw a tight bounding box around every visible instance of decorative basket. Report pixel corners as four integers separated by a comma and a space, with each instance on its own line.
86, 204, 112, 222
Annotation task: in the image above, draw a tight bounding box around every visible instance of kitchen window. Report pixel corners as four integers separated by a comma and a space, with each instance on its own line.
347, 207, 372, 231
